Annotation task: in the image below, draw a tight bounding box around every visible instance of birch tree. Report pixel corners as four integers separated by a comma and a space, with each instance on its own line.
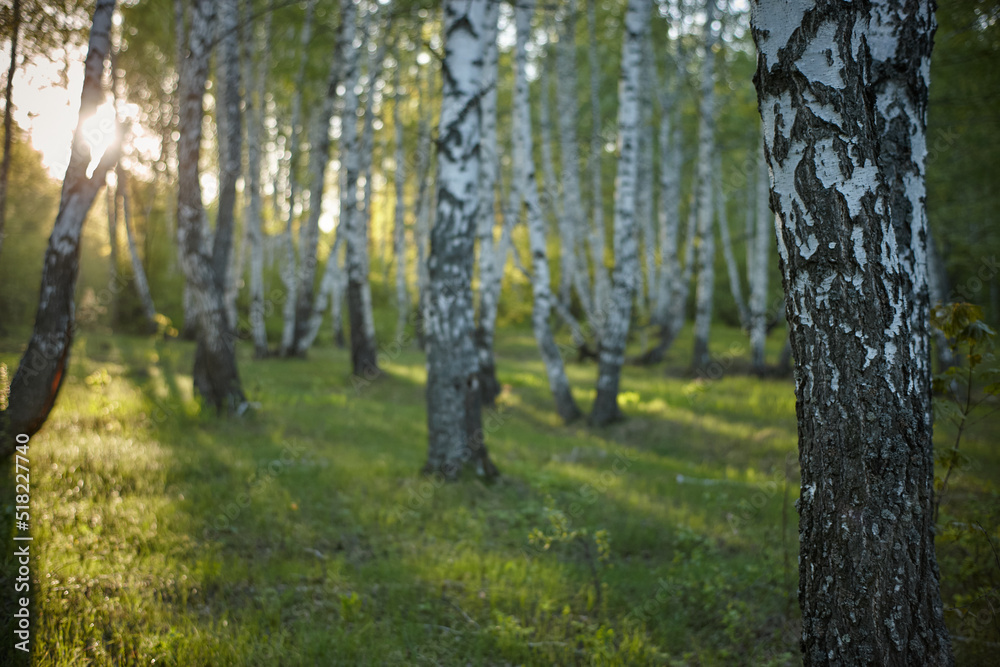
1, 0, 118, 454
753, 1, 952, 663
585, 0, 610, 341
555, 0, 596, 331
244, 0, 272, 358
424, 0, 498, 479
514, 0, 582, 424
392, 50, 408, 340
176, 0, 247, 414
589, 0, 649, 426
342, 6, 378, 378
691, 0, 718, 370
278, 0, 317, 357
293, 4, 349, 354
294, 0, 356, 355
472, 0, 513, 405
749, 142, 769, 371
715, 154, 749, 328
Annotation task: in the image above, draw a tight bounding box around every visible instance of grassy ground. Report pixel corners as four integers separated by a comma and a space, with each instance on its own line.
1, 323, 997, 665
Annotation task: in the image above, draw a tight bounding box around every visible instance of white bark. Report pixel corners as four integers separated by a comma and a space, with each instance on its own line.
424, 0, 497, 479
691, 0, 717, 369
715, 153, 749, 329
514, 0, 581, 424
749, 140, 770, 370
393, 53, 409, 340
585, 0, 610, 340
245, 0, 272, 358
636, 28, 656, 319
278, 0, 317, 356
589, 0, 649, 426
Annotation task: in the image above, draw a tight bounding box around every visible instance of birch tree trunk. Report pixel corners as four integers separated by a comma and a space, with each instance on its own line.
2, 0, 118, 452
589, 0, 648, 427
293, 8, 351, 353
293, 0, 355, 355
586, 0, 610, 341
536, 55, 569, 305
691, 0, 718, 370
278, 0, 317, 357
514, 0, 582, 424
211, 0, 243, 332
119, 168, 158, 331
473, 0, 508, 405
753, 2, 952, 664
342, 6, 378, 378
0, 0, 20, 260
245, 0, 272, 358
414, 59, 435, 351
555, 0, 595, 329
635, 51, 683, 365
749, 142, 770, 371
714, 154, 749, 329
636, 28, 656, 320
177, 0, 247, 415
424, 0, 498, 480
393, 52, 409, 341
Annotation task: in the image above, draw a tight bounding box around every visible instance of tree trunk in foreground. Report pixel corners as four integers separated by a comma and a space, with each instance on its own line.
177, 0, 246, 414
752, 1, 952, 664
514, 0, 582, 424
589, 0, 649, 426
424, 0, 498, 480
2, 0, 118, 454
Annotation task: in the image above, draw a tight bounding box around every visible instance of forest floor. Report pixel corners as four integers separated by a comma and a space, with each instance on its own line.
1, 324, 997, 666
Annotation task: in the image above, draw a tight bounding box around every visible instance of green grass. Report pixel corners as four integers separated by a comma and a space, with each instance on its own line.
1, 322, 997, 665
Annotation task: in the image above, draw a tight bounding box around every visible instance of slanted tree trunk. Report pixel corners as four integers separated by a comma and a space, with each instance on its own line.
0, 0, 20, 261
589, 0, 649, 426
585, 0, 610, 342
514, 0, 582, 424
749, 142, 770, 371
278, 0, 317, 357
2, 0, 118, 453
424, 0, 498, 480
691, 0, 717, 370
714, 153, 749, 329
752, 1, 953, 664
473, 0, 509, 406
341, 6, 378, 378
177, 0, 246, 414
245, 0, 273, 358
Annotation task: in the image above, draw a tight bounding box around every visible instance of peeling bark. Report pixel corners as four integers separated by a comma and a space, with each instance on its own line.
752, 1, 952, 663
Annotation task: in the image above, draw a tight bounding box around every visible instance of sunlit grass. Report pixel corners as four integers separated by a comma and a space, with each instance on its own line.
1, 321, 997, 665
